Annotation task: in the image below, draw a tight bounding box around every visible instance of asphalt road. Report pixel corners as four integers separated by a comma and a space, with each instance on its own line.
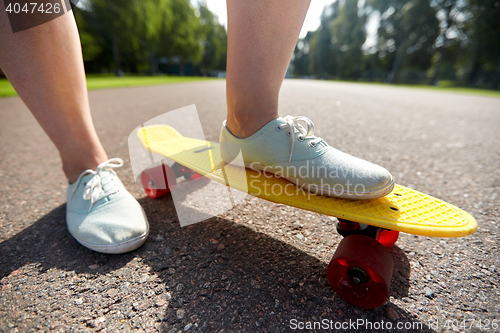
1, 80, 499, 332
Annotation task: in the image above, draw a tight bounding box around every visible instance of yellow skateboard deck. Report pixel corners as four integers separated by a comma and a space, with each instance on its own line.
138, 125, 477, 238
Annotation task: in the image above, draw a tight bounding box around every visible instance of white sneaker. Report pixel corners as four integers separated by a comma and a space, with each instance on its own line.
219, 116, 394, 200
66, 158, 149, 254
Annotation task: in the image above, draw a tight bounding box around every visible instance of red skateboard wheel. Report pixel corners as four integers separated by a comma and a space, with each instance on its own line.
140, 163, 176, 199
376, 229, 399, 247
327, 234, 394, 308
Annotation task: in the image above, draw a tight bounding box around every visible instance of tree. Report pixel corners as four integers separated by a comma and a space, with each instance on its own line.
73, 7, 101, 62
74, 0, 214, 75
428, 0, 467, 84
78, 0, 142, 75
308, 2, 338, 78
328, 0, 367, 79
292, 31, 313, 77
158, 0, 204, 74
371, 0, 439, 82
198, 3, 227, 73
132, 0, 174, 74
465, 0, 500, 88
295, 0, 367, 80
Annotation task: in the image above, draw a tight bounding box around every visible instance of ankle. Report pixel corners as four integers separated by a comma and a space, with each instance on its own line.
226, 111, 279, 139
62, 153, 109, 184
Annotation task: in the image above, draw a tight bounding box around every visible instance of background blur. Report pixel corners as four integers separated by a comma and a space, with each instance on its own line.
291, 0, 500, 89
36, 0, 500, 89
73, 0, 227, 77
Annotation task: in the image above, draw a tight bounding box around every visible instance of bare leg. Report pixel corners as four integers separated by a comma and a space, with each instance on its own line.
225, 0, 311, 138
0, 7, 108, 183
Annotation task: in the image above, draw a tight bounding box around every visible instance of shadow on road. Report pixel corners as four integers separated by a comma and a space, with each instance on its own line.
0, 195, 430, 332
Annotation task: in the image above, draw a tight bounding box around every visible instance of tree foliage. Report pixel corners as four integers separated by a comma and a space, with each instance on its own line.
292, 0, 500, 89
74, 0, 227, 75
198, 3, 227, 72
464, 0, 500, 87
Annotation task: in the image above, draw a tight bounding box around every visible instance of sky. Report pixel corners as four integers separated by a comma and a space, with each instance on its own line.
195, 0, 336, 38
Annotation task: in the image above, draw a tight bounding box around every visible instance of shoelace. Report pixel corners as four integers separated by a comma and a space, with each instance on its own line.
277, 115, 323, 162
71, 158, 124, 211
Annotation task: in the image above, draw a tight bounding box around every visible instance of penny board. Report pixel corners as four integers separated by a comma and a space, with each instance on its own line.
137, 125, 478, 238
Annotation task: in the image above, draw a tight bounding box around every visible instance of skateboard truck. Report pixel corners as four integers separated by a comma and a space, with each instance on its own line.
336, 219, 399, 248
171, 162, 203, 180
140, 162, 205, 199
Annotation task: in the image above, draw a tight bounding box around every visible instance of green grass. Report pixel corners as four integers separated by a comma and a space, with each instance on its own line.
0, 74, 219, 97
385, 83, 500, 98
1, 74, 499, 98
319, 79, 500, 98
0, 79, 17, 97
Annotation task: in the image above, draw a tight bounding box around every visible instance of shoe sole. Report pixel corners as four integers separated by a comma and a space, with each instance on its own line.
74, 208, 150, 254
224, 159, 395, 200
297, 175, 395, 200
76, 230, 149, 254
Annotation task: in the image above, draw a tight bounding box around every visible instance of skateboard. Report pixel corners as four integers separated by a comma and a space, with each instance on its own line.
137, 124, 478, 308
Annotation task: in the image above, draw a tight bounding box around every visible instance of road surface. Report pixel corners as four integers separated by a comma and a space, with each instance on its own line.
1, 80, 499, 332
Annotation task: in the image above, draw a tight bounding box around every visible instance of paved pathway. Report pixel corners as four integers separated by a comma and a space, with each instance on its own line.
1, 80, 499, 332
